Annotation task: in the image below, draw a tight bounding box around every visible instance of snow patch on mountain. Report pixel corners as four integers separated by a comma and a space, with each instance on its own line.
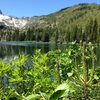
0, 11, 29, 28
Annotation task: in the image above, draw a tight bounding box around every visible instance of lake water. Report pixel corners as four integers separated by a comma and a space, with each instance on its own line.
0, 42, 67, 62
0, 42, 100, 66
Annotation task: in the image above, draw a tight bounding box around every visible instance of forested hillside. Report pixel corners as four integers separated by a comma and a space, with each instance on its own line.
0, 3, 100, 43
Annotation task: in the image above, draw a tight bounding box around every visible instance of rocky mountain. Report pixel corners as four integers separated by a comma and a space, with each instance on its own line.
1, 3, 100, 30
1, 3, 100, 29
0, 3, 100, 43
0, 10, 30, 28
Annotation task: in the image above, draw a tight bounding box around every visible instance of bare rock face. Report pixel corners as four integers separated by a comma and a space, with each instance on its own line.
0, 10, 43, 28
0, 10, 30, 28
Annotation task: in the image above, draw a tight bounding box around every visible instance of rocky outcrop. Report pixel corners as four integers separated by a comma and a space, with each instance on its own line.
0, 10, 30, 28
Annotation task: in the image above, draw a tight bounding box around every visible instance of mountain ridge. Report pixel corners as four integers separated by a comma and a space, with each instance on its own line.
25, 3, 100, 29
0, 3, 100, 43
0, 3, 100, 29
0, 12, 30, 28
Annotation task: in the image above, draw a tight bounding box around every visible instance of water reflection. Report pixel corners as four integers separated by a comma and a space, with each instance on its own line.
0, 42, 67, 61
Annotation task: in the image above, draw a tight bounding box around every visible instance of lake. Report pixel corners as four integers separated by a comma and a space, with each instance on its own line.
0, 42, 100, 66
0, 41, 67, 62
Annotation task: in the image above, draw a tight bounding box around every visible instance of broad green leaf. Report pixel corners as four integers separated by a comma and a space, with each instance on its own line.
40, 92, 49, 100
9, 79, 17, 83
24, 94, 41, 100
9, 77, 23, 83
55, 83, 69, 91
49, 90, 65, 100
50, 83, 69, 100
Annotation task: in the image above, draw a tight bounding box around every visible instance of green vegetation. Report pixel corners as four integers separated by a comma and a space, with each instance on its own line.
0, 3, 100, 43
0, 3, 100, 100
0, 41, 100, 100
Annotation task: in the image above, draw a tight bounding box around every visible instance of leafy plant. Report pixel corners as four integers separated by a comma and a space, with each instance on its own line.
0, 42, 100, 100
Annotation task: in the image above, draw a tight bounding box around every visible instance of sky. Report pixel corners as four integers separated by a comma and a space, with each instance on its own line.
0, 0, 100, 17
